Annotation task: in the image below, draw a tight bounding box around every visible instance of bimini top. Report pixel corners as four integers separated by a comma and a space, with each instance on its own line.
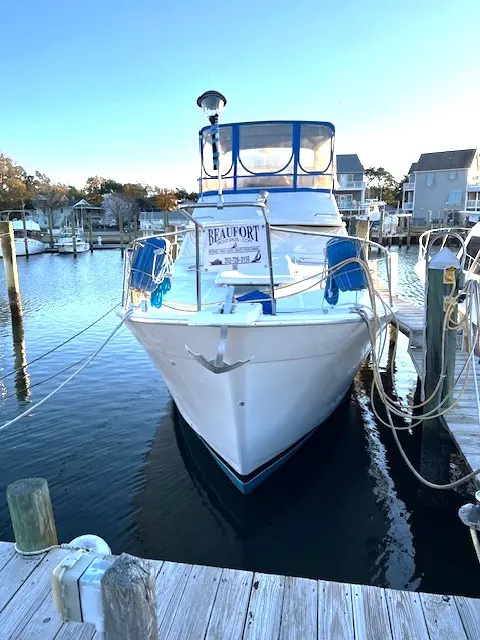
199, 120, 335, 196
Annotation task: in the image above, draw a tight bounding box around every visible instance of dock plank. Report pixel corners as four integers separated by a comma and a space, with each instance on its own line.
55, 622, 96, 640
420, 592, 468, 639
0, 548, 69, 639
320, 580, 354, 640
243, 572, 285, 640
385, 589, 429, 640
279, 576, 317, 640
166, 564, 222, 640
454, 596, 480, 639
0, 552, 46, 613
18, 591, 64, 640
352, 583, 392, 640
0, 542, 16, 572
156, 561, 193, 638
205, 568, 253, 640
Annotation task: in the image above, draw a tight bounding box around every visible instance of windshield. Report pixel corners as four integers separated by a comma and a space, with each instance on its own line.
200, 121, 334, 194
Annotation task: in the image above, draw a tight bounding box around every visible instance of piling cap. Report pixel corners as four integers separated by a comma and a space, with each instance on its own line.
428, 247, 461, 270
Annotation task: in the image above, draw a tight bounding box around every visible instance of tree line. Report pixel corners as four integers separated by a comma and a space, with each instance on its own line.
364, 167, 406, 205
0, 152, 198, 216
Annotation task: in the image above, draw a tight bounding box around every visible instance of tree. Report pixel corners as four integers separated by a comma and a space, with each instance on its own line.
153, 188, 177, 211
365, 167, 399, 205
33, 186, 69, 247
84, 176, 122, 204
174, 188, 198, 202
103, 192, 138, 231
122, 183, 148, 200
0, 154, 28, 210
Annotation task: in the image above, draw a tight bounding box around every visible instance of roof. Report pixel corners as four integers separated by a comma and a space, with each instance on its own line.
413, 149, 476, 172
336, 154, 364, 174
408, 162, 418, 175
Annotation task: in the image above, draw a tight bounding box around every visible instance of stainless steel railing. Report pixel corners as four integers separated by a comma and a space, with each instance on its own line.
123, 193, 394, 312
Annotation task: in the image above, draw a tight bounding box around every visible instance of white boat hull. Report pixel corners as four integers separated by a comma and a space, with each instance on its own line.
57, 242, 90, 253
0, 239, 47, 257
127, 317, 373, 487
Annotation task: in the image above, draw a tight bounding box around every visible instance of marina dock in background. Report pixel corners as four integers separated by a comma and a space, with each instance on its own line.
0, 540, 479, 639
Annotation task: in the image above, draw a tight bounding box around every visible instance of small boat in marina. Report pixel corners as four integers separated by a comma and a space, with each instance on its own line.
120, 91, 391, 492
56, 225, 89, 254
0, 211, 47, 257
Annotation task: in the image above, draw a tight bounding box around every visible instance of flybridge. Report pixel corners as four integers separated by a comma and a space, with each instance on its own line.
199, 121, 336, 195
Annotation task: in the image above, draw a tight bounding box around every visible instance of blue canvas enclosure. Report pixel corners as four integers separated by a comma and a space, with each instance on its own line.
324, 238, 367, 305
130, 237, 170, 293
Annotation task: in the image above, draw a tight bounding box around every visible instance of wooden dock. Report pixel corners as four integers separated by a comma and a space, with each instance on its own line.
0, 541, 479, 639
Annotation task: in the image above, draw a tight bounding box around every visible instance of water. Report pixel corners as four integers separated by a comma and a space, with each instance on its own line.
0, 247, 478, 597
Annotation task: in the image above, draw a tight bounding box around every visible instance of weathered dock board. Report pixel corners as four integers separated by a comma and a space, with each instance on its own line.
0, 542, 478, 639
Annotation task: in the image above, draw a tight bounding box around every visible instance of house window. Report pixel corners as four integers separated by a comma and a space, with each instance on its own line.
347, 174, 354, 182
426, 173, 435, 186
449, 171, 457, 180
448, 190, 463, 205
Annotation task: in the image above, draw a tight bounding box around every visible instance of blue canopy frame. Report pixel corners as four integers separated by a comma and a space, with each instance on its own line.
199, 120, 336, 196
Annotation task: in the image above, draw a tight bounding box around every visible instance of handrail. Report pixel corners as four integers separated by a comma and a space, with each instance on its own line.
123, 203, 394, 313
418, 227, 470, 268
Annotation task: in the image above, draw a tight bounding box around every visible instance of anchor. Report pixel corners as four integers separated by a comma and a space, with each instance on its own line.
185, 287, 253, 374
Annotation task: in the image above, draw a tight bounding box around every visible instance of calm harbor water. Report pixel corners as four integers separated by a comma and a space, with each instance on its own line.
0, 247, 478, 597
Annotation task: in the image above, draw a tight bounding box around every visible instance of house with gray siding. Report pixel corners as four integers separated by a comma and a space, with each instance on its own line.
402, 149, 480, 224
334, 154, 367, 217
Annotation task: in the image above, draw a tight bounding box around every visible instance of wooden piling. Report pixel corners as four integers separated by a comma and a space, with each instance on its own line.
89, 211, 94, 251
71, 211, 77, 256
6, 478, 58, 553
406, 215, 412, 248
48, 210, 55, 248
420, 247, 461, 504
378, 208, 385, 245
21, 207, 29, 258
119, 209, 124, 257
0, 221, 23, 320
102, 553, 158, 640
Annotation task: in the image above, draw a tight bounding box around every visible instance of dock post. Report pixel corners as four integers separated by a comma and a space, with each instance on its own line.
89, 211, 94, 251
119, 209, 124, 257
6, 478, 58, 553
378, 208, 384, 246
71, 211, 77, 256
420, 247, 461, 504
356, 218, 370, 258
102, 553, 158, 640
407, 216, 412, 249
21, 207, 29, 258
0, 221, 23, 321
390, 251, 398, 298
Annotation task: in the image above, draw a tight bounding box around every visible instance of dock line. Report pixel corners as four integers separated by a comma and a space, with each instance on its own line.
0, 302, 121, 382
0, 313, 131, 434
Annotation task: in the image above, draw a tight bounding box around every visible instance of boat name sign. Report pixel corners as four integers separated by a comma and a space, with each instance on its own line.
203, 221, 268, 271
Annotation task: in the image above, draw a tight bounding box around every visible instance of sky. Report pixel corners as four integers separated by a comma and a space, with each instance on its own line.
1, 0, 479, 190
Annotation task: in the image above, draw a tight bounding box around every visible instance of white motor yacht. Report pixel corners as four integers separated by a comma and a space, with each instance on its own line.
120, 91, 390, 492
0, 211, 47, 257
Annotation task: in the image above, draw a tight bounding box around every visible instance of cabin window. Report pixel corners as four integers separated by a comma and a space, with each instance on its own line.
426, 173, 435, 186
449, 170, 457, 180
201, 125, 234, 178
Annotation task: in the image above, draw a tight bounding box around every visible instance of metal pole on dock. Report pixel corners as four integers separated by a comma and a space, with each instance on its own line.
21, 206, 29, 258
6, 478, 58, 553
0, 221, 23, 321
102, 554, 158, 640
420, 247, 461, 504
71, 210, 77, 256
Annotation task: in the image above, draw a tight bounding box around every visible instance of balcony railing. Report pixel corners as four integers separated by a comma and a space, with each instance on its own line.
403, 202, 414, 211
403, 182, 415, 190
467, 183, 480, 192
337, 202, 367, 210
467, 199, 480, 210
336, 181, 366, 189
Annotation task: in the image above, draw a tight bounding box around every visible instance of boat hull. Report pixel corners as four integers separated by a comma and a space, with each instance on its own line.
57, 242, 90, 253
0, 239, 46, 257
126, 317, 373, 490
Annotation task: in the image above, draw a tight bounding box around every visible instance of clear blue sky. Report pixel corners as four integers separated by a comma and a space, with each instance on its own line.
2, 0, 479, 189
